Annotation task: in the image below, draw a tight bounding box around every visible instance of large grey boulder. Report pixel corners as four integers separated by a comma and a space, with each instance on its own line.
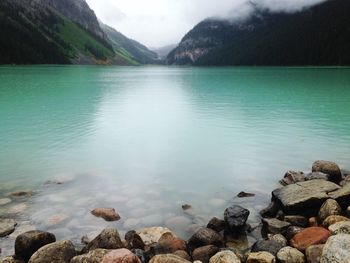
312, 160, 342, 183
321, 234, 350, 263
224, 205, 250, 234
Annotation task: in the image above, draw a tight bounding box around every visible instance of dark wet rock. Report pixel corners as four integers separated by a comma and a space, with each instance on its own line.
251, 239, 283, 256
43, 180, 64, 186
209, 250, 241, 263
0, 218, 17, 237
259, 202, 279, 218
207, 217, 225, 232
28, 240, 76, 263
172, 250, 190, 261
91, 208, 121, 222
318, 199, 342, 223
237, 191, 255, 198
224, 205, 250, 234
182, 204, 192, 210
322, 215, 349, 228
328, 182, 350, 208
262, 218, 290, 235
247, 252, 275, 263
0, 256, 25, 263
225, 233, 256, 251
306, 244, 324, 263
149, 254, 191, 263
101, 248, 141, 263
84, 228, 124, 252
305, 172, 330, 181
125, 230, 145, 250
9, 190, 33, 198
276, 246, 305, 263
284, 215, 308, 227
192, 245, 219, 263
272, 179, 341, 216
132, 249, 149, 263
284, 226, 304, 240
320, 234, 350, 263
15, 230, 56, 261
70, 249, 110, 263
268, 234, 287, 247
290, 227, 330, 252
312, 160, 342, 183
280, 171, 305, 186
188, 228, 223, 250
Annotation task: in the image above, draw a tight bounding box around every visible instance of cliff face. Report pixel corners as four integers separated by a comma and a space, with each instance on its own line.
167, 0, 350, 66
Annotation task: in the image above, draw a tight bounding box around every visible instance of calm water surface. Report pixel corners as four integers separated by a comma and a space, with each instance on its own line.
1, 66, 350, 255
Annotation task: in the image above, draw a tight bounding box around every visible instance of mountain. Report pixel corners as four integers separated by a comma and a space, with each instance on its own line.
0, 0, 156, 65
167, 0, 350, 66
100, 23, 158, 65
152, 44, 178, 60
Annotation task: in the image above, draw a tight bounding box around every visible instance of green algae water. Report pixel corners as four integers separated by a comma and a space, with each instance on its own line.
1, 66, 350, 255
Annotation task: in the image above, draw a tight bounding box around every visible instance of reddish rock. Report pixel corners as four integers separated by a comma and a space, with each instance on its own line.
101, 248, 141, 263
91, 208, 121, 222
290, 227, 330, 251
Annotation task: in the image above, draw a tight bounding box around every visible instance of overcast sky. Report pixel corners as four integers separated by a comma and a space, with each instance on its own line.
86, 0, 327, 48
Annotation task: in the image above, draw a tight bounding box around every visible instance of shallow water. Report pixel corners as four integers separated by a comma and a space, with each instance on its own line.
1, 66, 350, 256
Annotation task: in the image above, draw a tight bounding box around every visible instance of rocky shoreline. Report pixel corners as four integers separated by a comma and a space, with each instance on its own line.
1, 160, 350, 263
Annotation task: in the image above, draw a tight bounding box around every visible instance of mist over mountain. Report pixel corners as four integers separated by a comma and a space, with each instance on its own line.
167, 0, 350, 66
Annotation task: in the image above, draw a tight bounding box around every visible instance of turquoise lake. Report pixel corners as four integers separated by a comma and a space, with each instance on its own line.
1, 66, 350, 255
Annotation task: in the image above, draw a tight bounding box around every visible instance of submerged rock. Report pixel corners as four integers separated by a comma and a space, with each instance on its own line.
91, 208, 121, 222
9, 190, 33, 198
237, 191, 255, 198
312, 160, 342, 183
28, 240, 76, 263
321, 234, 350, 263
0, 218, 17, 237
0, 198, 11, 206
224, 205, 250, 234
15, 230, 56, 261
290, 227, 330, 251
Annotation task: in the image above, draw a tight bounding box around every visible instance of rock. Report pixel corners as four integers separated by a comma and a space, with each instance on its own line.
0, 218, 17, 237
276, 246, 305, 263
328, 182, 350, 208
237, 192, 255, 198
207, 217, 225, 232
124, 218, 141, 229
284, 216, 308, 227
328, 221, 350, 234
8, 204, 27, 214
247, 252, 275, 263
91, 208, 121, 222
28, 240, 76, 263
321, 215, 349, 227
312, 160, 342, 183
0, 256, 25, 263
262, 218, 290, 234
84, 229, 124, 252
260, 202, 279, 218
0, 198, 11, 206
306, 245, 324, 263
165, 216, 191, 231
320, 234, 350, 262
209, 250, 241, 263
318, 199, 342, 223
347, 206, 350, 217
225, 233, 255, 251
9, 190, 33, 197
101, 248, 141, 263
285, 226, 304, 240
182, 204, 192, 210
269, 234, 287, 247
305, 172, 330, 181
149, 234, 186, 255
132, 249, 148, 263
280, 171, 305, 186
187, 228, 223, 250
125, 231, 145, 250
224, 205, 250, 234
290, 227, 330, 251
309, 217, 318, 227
149, 254, 191, 263
272, 180, 340, 216
71, 249, 110, 263
173, 250, 191, 261
136, 227, 173, 246
251, 239, 283, 256
47, 214, 69, 225
192, 245, 219, 263
15, 230, 56, 261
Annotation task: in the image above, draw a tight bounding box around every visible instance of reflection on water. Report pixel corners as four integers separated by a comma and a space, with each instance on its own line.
1, 66, 350, 256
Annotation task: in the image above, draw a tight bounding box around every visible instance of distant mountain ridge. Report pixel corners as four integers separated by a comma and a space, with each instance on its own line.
0, 0, 156, 65
167, 0, 350, 66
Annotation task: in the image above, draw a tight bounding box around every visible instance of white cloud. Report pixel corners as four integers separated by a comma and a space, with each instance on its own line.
86, 0, 327, 48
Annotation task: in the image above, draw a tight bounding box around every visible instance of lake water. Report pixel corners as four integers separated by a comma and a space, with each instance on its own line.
1, 66, 350, 256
